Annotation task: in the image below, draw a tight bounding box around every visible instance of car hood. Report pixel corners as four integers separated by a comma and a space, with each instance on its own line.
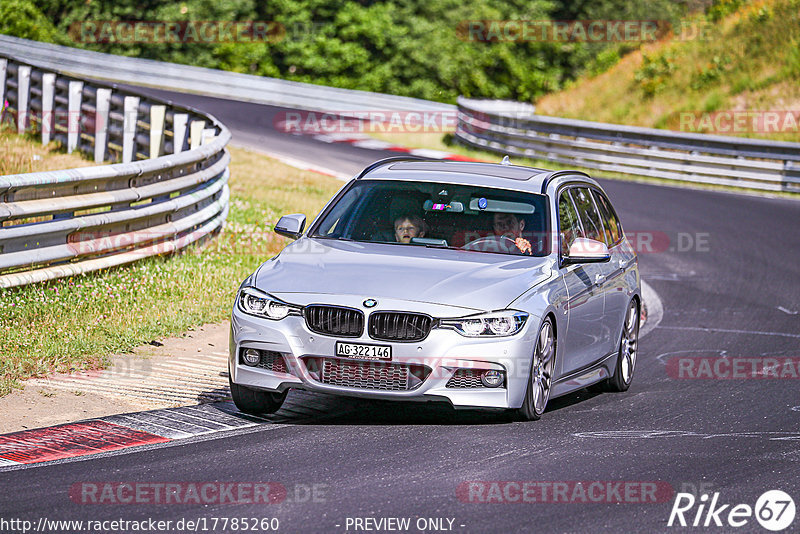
253, 237, 555, 312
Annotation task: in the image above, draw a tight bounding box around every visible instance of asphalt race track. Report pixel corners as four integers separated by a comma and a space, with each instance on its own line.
2, 88, 799, 533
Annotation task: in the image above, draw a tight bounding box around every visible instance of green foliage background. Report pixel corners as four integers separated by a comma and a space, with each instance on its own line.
13, 0, 692, 103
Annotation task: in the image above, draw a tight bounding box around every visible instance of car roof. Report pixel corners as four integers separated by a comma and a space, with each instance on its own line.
357, 157, 595, 193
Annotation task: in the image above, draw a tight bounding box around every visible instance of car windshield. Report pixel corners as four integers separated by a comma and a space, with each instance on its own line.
310, 179, 550, 256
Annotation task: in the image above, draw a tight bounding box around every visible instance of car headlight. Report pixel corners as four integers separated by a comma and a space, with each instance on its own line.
440, 310, 528, 337
238, 287, 302, 320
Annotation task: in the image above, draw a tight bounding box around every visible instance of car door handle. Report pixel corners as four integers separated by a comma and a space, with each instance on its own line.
594, 273, 606, 286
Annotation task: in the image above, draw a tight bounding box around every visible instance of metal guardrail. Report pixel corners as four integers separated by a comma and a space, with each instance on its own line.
455, 97, 800, 192
0, 54, 231, 289
0, 35, 454, 114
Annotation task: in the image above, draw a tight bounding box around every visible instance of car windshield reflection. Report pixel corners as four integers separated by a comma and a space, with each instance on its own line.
309, 180, 550, 256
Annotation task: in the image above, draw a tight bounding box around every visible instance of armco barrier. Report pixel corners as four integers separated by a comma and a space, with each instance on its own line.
0, 54, 231, 289
0, 35, 453, 114
455, 97, 800, 193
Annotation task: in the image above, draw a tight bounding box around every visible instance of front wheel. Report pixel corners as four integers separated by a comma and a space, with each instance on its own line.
606, 299, 639, 392
229, 377, 287, 415
517, 318, 555, 421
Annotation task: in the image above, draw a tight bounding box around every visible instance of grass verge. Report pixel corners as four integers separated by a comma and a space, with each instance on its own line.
0, 145, 342, 396
0, 125, 95, 174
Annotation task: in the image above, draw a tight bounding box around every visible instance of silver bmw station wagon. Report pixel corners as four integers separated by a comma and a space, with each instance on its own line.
229, 157, 640, 420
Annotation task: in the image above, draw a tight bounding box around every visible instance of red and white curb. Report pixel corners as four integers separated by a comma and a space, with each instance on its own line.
0, 391, 355, 468
310, 132, 483, 162
0, 404, 258, 467
243, 133, 486, 181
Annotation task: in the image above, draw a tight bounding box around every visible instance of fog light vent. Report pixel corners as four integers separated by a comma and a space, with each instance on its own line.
242, 349, 261, 366
480, 369, 505, 388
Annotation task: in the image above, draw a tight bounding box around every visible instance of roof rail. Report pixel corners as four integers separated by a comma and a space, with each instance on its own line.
355, 156, 436, 179
539, 170, 591, 193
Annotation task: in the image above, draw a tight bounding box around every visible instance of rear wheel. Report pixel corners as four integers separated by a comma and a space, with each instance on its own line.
517, 317, 555, 421
229, 377, 287, 415
606, 299, 639, 392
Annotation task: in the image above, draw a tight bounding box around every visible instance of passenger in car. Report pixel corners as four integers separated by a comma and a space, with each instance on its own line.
394, 214, 427, 243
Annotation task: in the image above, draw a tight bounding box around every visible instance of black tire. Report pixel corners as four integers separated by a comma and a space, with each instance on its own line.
606, 299, 639, 392
229, 377, 287, 415
517, 317, 555, 421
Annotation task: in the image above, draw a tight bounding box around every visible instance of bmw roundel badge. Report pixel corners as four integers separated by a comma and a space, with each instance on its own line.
363, 299, 378, 308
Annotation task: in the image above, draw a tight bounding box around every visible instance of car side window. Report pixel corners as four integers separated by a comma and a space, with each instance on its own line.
558, 189, 583, 256
571, 187, 605, 243
591, 189, 622, 246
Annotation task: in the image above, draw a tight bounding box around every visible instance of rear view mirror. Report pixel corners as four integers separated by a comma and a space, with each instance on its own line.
274, 214, 306, 239
563, 238, 611, 264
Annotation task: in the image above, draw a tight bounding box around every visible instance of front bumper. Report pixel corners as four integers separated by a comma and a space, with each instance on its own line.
229, 299, 538, 410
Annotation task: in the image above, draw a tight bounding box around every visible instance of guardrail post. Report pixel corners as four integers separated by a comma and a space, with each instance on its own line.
150, 104, 166, 158
0, 59, 7, 115
173, 113, 188, 154
67, 81, 83, 153
16, 65, 31, 134
41, 73, 56, 145
122, 96, 139, 163
94, 88, 111, 163
203, 128, 216, 145
190, 120, 206, 149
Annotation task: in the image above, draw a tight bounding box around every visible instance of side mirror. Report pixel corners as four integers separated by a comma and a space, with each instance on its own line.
274, 214, 306, 240
563, 237, 611, 265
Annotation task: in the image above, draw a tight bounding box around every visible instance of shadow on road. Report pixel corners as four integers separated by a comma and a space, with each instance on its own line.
220, 386, 606, 426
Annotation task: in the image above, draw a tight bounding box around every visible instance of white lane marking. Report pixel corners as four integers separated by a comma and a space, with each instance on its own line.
778, 306, 798, 315
657, 325, 800, 339
573, 430, 800, 441
640, 279, 662, 338
409, 148, 453, 158
351, 139, 398, 150
312, 133, 369, 143
484, 449, 519, 461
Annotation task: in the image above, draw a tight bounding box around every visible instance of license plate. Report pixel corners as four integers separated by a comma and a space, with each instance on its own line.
335, 341, 391, 361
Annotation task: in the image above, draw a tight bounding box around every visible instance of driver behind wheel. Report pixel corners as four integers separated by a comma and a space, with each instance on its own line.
492, 212, 532, 254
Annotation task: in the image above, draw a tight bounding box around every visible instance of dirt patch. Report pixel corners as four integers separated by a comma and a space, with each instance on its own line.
0, 322, 230, 434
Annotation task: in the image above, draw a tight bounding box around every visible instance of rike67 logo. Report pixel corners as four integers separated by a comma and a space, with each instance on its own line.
668, 490, 796, 531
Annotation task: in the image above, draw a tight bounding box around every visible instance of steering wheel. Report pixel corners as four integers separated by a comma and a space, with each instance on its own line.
463, 235, 517, 252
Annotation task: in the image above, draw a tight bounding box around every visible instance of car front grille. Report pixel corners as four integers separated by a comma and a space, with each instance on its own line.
304, 305, 364, 337
302, 357, 430, 391
368, 312, 433, 342
256, 350, 288, 374
446, 369, 484, 388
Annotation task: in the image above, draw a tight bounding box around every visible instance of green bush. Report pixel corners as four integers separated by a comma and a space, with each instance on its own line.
11, 0, 688, 104
634, 50, 678, 97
